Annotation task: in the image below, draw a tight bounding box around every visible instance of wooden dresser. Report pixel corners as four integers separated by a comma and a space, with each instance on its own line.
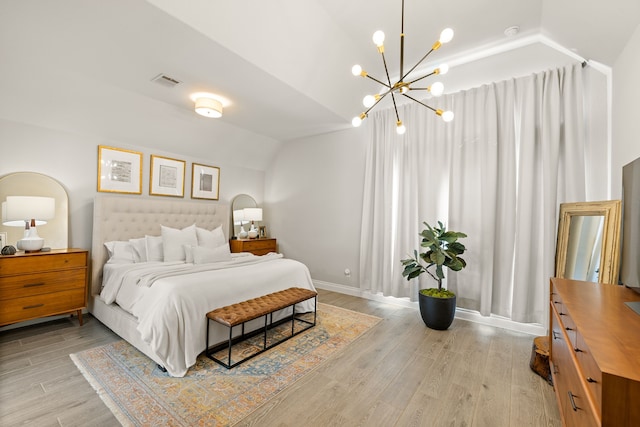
0, 249, 88, 326
229, 238, 277, 256
549, 278, 640, 426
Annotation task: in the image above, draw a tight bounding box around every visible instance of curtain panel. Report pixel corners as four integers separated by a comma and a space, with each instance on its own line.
359, 62, 587, 324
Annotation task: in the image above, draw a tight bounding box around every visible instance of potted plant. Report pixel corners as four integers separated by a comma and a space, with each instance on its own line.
401, 221, 467, 330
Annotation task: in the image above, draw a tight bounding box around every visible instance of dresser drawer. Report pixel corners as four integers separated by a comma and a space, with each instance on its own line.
0, 252, 87, 275
0, 269, 86, 301
0, 288, 85, 325
551, 312, 598, 427
576, 332, 602, 409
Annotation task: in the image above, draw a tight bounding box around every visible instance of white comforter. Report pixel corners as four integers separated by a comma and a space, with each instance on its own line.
100, 253, 316, 377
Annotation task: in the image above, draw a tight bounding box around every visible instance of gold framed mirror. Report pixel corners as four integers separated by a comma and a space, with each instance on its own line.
555, 200, 622, 284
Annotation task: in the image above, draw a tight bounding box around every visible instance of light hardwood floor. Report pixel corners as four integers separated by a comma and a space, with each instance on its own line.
0, 289, 561, 426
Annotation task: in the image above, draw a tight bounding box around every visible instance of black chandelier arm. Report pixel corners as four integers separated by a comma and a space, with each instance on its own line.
390, 91, 401, 122
407, 71, 437, 86
365, 74, 392, 89
380, 52, 394, 90
400, 0, 405, 79
401, 93, 438, 113
400, 48, 435, 83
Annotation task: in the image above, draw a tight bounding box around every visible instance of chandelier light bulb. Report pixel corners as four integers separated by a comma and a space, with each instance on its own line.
372, 30, 385, 47
439, 28, 454, 44
363, 95, 376, 108
429, 82, 444, 97
436, 64, 449, 75
396, 122, 406, 135
352, 64, 363, 76
352, 116, 363, 127
442, 111, 454, 122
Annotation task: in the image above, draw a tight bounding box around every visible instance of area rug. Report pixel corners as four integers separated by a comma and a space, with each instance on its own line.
71, 303, 381, 426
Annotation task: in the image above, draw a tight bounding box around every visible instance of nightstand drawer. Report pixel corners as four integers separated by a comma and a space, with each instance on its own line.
0, 269, 86, 301
242, 239, 275, 251
230, 238, 277, 256
0, 251, 87, 275
0, 288, 85, 325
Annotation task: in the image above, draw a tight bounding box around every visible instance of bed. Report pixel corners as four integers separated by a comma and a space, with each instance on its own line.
89, 195, 316, 377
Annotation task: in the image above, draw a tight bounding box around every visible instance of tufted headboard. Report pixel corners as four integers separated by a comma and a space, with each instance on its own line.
90, 195, 229, 295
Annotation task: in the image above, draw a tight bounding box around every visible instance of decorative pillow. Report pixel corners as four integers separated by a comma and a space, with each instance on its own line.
162, 224, 198, 262
196, 226, 226, 249
145, 235, 164, 262
192, 243, 232, 264
129, 237, 147, 263
183, 244, 194, 263
104, 241, 136, 263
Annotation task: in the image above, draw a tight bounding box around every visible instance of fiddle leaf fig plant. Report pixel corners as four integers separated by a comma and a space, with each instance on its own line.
401, 221, 468, 298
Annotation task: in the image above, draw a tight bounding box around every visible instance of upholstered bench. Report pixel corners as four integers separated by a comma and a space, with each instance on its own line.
205, 287, 317, 368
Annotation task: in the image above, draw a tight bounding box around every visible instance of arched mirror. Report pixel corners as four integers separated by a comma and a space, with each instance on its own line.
230, 194, 257, 239
0, 172, 69, 249
555, 200, 622, 284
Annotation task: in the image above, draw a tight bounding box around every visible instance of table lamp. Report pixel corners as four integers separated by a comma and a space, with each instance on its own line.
233, 209, 248, 239
243, 208, 262, 239
2, 196, 55, 252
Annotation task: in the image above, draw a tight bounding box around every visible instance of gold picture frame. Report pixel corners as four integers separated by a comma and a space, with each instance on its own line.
555, 200, 622, 284
97, 145, 143, 194
191, 163, 220, 200
150, 155, 185, 197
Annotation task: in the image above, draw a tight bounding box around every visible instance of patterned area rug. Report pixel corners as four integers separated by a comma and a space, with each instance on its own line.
71, 303, 380, 426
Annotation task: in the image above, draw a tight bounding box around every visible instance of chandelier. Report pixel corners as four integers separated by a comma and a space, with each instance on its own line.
351, 0, 454, 135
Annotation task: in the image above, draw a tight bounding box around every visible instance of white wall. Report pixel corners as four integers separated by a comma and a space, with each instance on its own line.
612, 23, 640, 197
265, 127, 367, 287
0, 119, 266, 251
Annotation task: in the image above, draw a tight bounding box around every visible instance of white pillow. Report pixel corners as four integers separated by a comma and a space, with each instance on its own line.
104, 241, 135, 263
196, 226, 226, 249
192, 243, 232, 264
129, 237, 147, 263
183, 244, 194, 263
146, 235, 164, 262
162, 224, 198, 262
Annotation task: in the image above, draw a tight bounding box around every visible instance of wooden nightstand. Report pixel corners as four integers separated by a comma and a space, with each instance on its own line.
0, 249, 88, 326
229, 238, 277, 256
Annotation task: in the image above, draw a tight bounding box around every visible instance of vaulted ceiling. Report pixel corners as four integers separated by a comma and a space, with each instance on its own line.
1, 0, 638, 170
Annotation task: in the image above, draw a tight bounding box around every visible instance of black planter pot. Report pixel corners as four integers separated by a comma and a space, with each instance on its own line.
418, 292, 456, 330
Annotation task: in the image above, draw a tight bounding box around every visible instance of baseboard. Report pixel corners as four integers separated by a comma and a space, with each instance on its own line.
313, 280, 547, 336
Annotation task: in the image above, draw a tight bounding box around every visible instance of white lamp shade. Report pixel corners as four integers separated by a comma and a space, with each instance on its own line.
243, 208, 263, 222
233, 209, 247, 225
195, 97, 223, 118
2, 196, 55, 226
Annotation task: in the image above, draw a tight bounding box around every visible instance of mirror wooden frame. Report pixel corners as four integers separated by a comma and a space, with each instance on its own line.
555, 200, 622, 284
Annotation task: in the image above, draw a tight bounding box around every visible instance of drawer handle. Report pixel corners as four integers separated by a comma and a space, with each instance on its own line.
23, 282, 45, 288
568, 391, 579, 411
559, 311, 566, 316
587, 377, 597, 383
574, 347, 583, 353
552, 331, 561, 340
23, 304, 44, 310
565, 327, 573, 331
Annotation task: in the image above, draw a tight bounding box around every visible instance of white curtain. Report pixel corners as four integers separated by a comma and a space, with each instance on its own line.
359, 63, 587, 324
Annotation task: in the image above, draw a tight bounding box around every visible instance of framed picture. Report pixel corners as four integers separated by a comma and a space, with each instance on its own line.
0, 232, 7, 249
259, 226, 267, 238
191, 163, 220, 200
150, 155, 185, 197
97, 145, 143, 194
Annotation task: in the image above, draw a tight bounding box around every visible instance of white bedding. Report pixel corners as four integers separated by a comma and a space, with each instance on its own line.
100, 253, 316, 377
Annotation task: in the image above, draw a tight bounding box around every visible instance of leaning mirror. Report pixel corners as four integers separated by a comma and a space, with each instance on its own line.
230, 194, 257, 239
0, 172, 69, 249
555, 200, 622, 284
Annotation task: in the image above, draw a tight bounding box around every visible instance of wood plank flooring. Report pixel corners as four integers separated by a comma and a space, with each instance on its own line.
0, 289, 561, 426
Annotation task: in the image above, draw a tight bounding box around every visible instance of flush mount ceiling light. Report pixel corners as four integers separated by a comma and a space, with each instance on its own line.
194, 96, 223, 118
352, 0, 454, 135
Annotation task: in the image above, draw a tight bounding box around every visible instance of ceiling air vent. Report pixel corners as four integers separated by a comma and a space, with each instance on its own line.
151, 73, 182, 88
